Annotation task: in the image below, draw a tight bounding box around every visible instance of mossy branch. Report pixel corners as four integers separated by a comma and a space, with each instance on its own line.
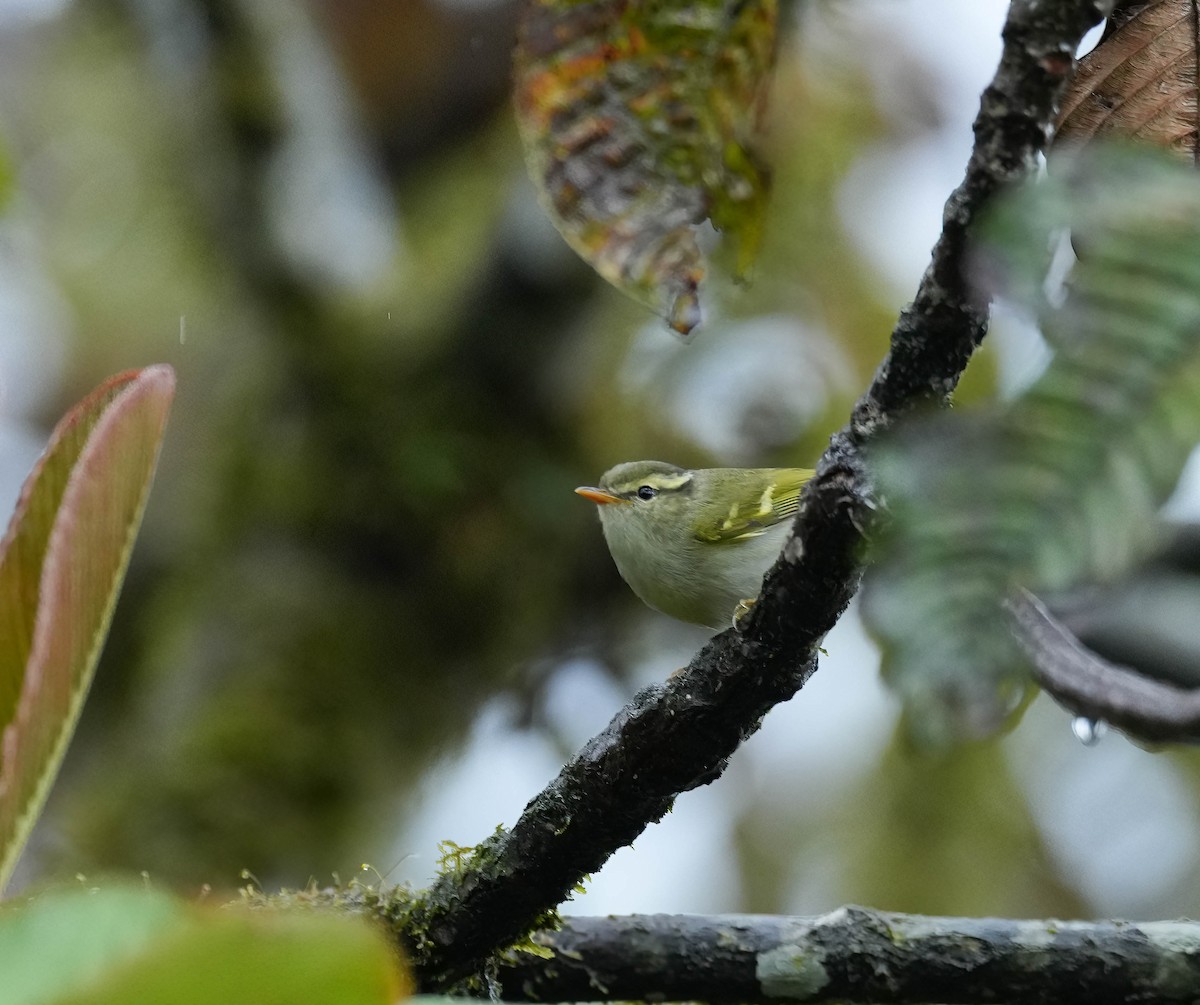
495, 909, 1200, 1005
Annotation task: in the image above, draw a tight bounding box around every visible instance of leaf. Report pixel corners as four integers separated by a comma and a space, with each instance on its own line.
514, 0, 777, 335
57, 907, 409, 1005
0, 886, 185, 1005
0, 366, 175, 891
1056, 0, 1199, 158
0, 884, 410, 1005
861, 150, 1200, 746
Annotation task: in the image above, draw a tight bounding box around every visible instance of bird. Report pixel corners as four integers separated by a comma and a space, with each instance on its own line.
576, 460, 814, 629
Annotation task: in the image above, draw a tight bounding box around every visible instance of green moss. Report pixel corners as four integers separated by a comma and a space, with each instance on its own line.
237, 827, 571, 992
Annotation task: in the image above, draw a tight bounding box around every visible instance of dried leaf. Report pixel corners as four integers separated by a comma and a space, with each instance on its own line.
514, 0, 777, 335
0, 366, 175, 891
1056, 0, 1200, 158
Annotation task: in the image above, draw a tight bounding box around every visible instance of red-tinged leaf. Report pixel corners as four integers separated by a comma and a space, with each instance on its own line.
0, 365, 175, 892
0, 380, 128, 728
514, 0, 777, 335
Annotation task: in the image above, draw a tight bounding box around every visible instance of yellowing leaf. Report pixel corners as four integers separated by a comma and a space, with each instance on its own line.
514, 0, 777, 335
0, 366, 175, 891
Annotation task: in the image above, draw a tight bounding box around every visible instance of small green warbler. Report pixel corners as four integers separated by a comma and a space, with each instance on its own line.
576, 460, 814, 629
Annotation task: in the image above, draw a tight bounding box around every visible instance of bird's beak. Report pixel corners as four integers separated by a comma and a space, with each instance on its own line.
575, 486, 628, 505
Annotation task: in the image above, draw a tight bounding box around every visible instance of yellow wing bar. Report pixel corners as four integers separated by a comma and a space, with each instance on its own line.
693, 468, 813, 544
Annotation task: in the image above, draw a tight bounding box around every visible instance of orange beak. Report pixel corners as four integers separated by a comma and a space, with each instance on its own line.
575, 486, 627, 505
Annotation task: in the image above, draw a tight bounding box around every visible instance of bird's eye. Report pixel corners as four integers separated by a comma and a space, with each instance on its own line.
636, 485, 658, 501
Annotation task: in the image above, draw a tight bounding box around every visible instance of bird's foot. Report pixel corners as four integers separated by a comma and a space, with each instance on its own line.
732, 598, 756, 626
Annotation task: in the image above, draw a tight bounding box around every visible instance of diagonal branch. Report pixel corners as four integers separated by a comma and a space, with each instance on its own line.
404, 0, 1115, 990
850, 0, 1104, 436
1011, 590, 1200, 743
496, 910, 1200, 1004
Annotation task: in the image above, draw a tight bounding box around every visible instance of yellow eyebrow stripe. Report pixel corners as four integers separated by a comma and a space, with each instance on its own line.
648, 471, 694, 491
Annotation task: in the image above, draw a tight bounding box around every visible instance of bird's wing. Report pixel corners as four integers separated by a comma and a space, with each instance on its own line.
692, 468, 814, 544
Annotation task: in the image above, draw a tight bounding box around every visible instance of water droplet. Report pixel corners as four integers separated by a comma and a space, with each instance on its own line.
668, 289, 702, 336
1071, 716, 1107, 746
485, 967, 503, 1004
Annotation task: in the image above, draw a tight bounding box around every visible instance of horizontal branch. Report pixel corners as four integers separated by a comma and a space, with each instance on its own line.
1011, 590, 1200, 743
497, 909, 1200, 1005
403, 0, 1115, 990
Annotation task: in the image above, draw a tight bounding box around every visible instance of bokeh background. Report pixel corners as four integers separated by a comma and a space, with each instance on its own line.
2, 0, 1199, 922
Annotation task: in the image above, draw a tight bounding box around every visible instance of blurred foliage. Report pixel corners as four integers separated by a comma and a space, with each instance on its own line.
0, 883, 408, 1005
1, 0, 1196, 935
837, 735, 1088, 917
13, 0, 609, 885
0, 0, 881, 889
864, 149, 1200, 746
0, 141, 12, 215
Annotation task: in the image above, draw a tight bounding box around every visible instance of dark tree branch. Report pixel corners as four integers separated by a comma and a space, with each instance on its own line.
851, 0, 1104, 437
404, 0, 1114, 990
1011, 590, 1200, 743
495, 910, 1200, 1005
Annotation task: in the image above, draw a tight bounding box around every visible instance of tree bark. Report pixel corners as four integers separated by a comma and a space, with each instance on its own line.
495, 909, 1200, 1005
1013, 590, 1200, 743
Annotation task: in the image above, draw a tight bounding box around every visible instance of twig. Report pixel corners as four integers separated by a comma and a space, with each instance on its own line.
1010, 590, 1200, 743
496, 909, 1200, 1005
405, 0, 1115, 989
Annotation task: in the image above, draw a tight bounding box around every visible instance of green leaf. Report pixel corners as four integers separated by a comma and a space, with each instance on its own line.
0, 366, 175, 891
862, 149, 1200, 745
514, 0, 776, 335
56, 906, 409, 1005
0, 886, 185, 1005
0, 884, 410, 1005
